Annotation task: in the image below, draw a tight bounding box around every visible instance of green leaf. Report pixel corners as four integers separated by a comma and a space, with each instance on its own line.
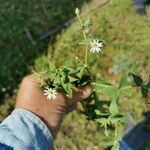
141, 85, 149, 98
48, 62, 56, 71
68, 75, 78, 83
104, 126, 109, 137
63, 60, 73, 67
111, 141, 120, 150
96, 118, 110, 126
62, 83, 72, 98
76, 67, 84, 79
109, 117, 125, 124
146, 80, 150, 89
95, 109, 109, 116
109, 99, 118, 116
96, 118, 110, 136
121, 85, 132, 91
95, 110, 101, 115
92, 82, 118, 97
95, 78, 109, 85
119, 74, 128, 88
130, 73, 143, 86
53, 73, 61, 85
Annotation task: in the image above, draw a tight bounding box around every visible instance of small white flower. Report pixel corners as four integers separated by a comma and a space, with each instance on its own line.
90, 39, 103, 53
44, 87, 57, 100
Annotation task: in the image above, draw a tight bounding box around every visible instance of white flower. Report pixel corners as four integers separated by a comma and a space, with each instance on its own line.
44, 87, 57, 100
90, 39, 103, 53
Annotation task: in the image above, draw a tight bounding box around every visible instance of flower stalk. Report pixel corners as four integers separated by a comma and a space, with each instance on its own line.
75, 8, 88, 67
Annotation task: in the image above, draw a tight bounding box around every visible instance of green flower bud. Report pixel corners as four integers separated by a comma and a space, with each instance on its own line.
75, 8, 80, 15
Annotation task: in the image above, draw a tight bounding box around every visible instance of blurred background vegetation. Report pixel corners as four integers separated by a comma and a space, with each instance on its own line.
0, 0, 150, 149
0, 0, 89, 97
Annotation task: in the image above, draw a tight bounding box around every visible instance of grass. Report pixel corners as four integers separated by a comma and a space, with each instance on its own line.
0, 0, 90, 98
0, 0, 150, 149
34, 0, 150, 149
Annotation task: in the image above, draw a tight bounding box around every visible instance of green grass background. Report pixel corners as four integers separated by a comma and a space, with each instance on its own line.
0, 0, 89, 97
0, 0, 150, 149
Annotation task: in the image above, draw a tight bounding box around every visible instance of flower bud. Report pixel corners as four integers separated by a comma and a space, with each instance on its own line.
75, 8, 80, 15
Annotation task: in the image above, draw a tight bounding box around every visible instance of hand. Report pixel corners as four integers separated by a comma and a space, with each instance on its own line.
15, 75, 92, 138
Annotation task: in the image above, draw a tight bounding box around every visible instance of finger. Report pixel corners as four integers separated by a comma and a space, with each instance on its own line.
69, 85, 92, 105
21, 75, 42, 88
65, 85, 92, 112
73, 85, 92, 101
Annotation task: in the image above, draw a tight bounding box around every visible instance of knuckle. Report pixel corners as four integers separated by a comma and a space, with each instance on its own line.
22, 75, 32, 84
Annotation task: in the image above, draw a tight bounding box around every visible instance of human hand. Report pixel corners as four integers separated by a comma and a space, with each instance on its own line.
15, 75, 92, 138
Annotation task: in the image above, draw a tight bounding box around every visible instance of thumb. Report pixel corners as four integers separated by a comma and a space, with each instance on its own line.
65, 85, 92, 113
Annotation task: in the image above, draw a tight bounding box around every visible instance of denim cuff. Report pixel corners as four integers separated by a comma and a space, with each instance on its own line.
12, 108, 53, 141
0, 108, 53, 150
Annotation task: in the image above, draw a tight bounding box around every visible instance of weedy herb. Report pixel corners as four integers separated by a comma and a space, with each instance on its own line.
34, 8, 150, 150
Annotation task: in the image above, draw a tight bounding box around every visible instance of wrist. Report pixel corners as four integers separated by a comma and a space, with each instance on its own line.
15, 105, 58, 138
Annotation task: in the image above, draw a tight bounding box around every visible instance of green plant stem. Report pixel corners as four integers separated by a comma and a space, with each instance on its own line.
76, 13, 88, 67
85, 41, 88, 67
114, 124, 118, 139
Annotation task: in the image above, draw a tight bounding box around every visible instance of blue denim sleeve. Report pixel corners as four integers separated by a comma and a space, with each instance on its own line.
0, 108, 53, 150
120, 141, 133, 150
121, 114, 150, 150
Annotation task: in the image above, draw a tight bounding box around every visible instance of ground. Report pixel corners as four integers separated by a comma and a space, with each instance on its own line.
0, 0, 150, 149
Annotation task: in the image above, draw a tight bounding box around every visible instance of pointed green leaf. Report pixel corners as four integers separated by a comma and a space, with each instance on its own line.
119, 74, 128, 88
95, 110, 101, 115
146, 80, 150, 89
95, 78, 109, 85
62, 83, 72, 98
109, 99, 118, 116
130, 73, 143, 86
109, 117, 125, 124
53, 73, 61, 85
92, 82, 118, 97
94, 110, 108, 116
68, 76, 78, 83
76, 67, 84, 79
141, 85, 149, 98
96, 118, 110, 136
104, 126, 109, 136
